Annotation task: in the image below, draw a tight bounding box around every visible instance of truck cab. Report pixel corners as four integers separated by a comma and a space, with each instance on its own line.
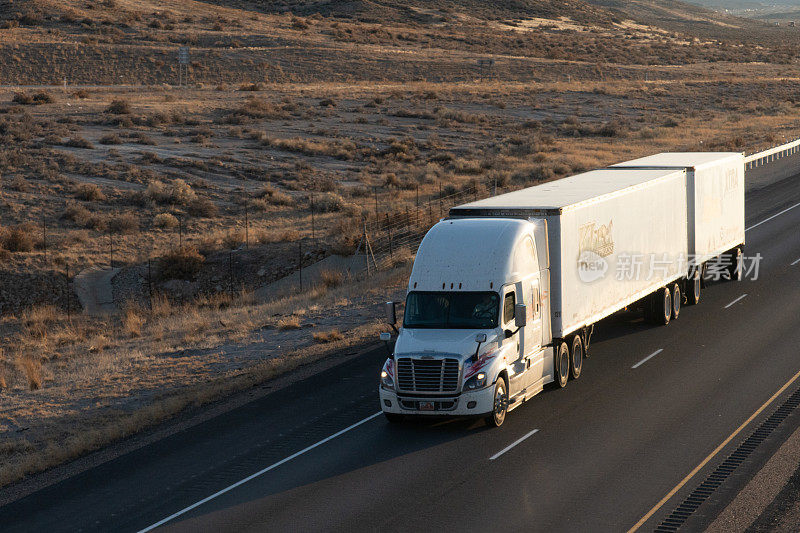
379, 217, 554, 427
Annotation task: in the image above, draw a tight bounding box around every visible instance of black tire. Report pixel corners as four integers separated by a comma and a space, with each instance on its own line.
727, 247, 743, 282
570, 335, 583, 380
651, 287, 671, 326
485, 377, 509, 427
687, 268, 701, 305
671, 283, 681, 320
555, 341, 569, 388
384, 412, 404, 424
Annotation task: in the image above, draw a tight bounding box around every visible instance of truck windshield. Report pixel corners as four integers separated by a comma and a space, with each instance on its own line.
403, 291, 500, 329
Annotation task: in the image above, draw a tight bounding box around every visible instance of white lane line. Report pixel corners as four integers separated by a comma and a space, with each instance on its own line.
631, 349, 664, 370
724, 294, 748, 309
490, 429, 540, 461
791, 258, 800, 266
746, 201, 800, 232
138, 411, 382, 532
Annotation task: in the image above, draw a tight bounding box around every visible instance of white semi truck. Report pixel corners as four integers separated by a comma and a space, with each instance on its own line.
379, 153, 745, 426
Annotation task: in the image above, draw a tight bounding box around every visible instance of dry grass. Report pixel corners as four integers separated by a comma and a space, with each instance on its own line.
313, 329, 343, 343
277, 315, 301, 330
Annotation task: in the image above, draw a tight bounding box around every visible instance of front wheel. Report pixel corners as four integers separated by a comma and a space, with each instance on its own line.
485, 378, 509, 427
384, 412, 404, 424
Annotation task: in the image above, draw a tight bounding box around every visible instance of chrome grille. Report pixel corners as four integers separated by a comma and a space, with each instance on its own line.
396, 357, 460, 393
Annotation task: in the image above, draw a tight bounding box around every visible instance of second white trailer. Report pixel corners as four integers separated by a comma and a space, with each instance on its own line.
611, 152, 746, 266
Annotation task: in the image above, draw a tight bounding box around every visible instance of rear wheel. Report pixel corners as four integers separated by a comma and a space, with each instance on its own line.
687, 269, 701, 305
671, 283, 681, 320
570, 335, 583, 380
727, 247, 743, 281
555, 341, 569, 388
384, 412, 404, 424
485, 378, 508, 427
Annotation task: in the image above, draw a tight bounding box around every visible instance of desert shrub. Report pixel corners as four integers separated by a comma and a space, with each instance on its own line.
313, 330, 343, 343
153, 212, 179, 229
158, 246, 204, 280
72, 89, 90, 99
62, 203, 106, 230
187, 197, 219, 217
75, 183, 106, 202
65, 136, 94, 149
239, 83, 263, 91
225, 97, 286, 122
99, 133, 122, 145
314, 192, 347, 213
319, 269, 343, 288
277, 316, 301, 330
146, 179, 195, 205
257, 185, 294, 206
2, 226, 36, 252
20, 357, 42, 391
105, 99, 131, 114
319, 98, 336, 107
108, 212, 140, 234
12, 91, 53, 105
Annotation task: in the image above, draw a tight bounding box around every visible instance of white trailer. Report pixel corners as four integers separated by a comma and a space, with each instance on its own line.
450, 168, 689, 338
378, 157, 745, 427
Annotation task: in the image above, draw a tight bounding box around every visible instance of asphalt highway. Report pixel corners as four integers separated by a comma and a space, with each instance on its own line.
2, 174, 800, 533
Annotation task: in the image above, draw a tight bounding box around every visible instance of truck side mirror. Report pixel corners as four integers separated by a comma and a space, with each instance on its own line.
515, 303, 527, 328
385, 301, 397, 325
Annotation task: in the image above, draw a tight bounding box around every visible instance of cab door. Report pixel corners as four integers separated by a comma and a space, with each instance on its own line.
522, 276, 545, 389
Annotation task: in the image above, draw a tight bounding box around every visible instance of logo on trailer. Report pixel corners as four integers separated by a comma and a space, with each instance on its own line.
577, 220, 614, 283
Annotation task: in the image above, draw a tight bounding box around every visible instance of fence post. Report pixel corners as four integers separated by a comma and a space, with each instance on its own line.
373, 186, 379, 223
310, 193, 315, 240
363, 218, 370, 277
298, 239, 303, 291
147, 258, 153, 310
228, 251, 233, 294
42, 216, 47, 264
244, 200, 249, 248
386, 213, 393, 263
439, 181, 442, 218
66, 263, 72, 320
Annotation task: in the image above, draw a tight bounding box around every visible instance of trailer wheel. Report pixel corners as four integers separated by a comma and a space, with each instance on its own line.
687, 269, 701, 305
671, 283, 681, 320
570, 335, 583, 380
384, 413, 404, 424
651, 287, 671, 326
485, 377, 508, 427
727, 247, 743, 282
556, 341, 569, 388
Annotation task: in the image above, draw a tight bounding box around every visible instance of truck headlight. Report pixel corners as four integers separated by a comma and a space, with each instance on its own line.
380, 369, 394, 390
464, 372, 487, 391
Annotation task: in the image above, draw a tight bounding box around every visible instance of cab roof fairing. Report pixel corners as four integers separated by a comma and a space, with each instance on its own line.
408, 218, 534, 293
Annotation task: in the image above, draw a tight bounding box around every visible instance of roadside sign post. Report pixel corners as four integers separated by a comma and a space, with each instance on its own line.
178, 47, 190, 87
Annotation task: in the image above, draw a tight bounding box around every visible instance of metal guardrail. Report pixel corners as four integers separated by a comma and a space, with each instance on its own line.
745, 137, 800, 168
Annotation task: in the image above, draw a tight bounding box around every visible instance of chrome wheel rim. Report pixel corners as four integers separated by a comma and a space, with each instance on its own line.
493, 383, 507, 424
560, 348, 569, 382
664, 291, 671, 321
673, 287, 680, 317
573, 343, 582, 373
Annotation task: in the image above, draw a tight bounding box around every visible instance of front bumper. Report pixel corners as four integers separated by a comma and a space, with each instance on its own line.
379, 385, 495, 416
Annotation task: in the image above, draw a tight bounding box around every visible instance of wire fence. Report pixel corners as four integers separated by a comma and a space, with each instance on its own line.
8, 134, 800, 317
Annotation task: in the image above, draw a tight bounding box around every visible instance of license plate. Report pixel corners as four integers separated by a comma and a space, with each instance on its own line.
419, 401, 434, 411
